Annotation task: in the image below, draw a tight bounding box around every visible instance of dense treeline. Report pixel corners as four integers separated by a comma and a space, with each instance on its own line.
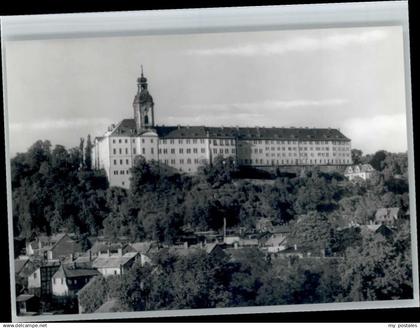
11, 140, 413, 306
79, 224, 412, 313
11, 139, 109, 240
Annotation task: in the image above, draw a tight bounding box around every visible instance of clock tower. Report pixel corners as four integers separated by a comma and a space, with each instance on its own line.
133, 66, 155, 131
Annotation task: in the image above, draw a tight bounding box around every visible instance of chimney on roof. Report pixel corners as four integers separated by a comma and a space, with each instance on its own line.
184, 241, 188, 249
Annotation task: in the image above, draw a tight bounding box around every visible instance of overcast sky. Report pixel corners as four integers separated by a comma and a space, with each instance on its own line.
4, 25, 408, 156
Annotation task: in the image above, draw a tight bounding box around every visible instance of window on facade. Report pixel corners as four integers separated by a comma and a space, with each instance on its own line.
61, 278, 63, 284
193, 148, 198, 154
112, 139, 116, 144
178, 140, 183, 144
171, 149, 175, 154
126, 159, 129, 165
170, 139, 174, 144
119, 139, 122, 144
133, 148, 136, 154
113, 149, 116, 155
187, 159, 191, 164
201, 148, 205, 153
213, 140, 218, 146
119, 149, 122, 154
193, 139, 197, 144
187, 149, 191, 154
186, 139, 190, 144
120, 159, 123, 165
171, 159, 175, 164
120, 170, 124, 175
225, 149, 229, 154
114, 160, 117, 165
179, 149, 184, 154
142, 148, 145, 154
151, 148, 154, 154
150, 139, 153, 143
180, 159, 184, 164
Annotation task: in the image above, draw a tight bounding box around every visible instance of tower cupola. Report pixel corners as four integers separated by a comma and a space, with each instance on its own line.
133, 65, 155, 131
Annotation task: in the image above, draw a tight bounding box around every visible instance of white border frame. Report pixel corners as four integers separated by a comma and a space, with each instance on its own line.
1, 1, 418, 322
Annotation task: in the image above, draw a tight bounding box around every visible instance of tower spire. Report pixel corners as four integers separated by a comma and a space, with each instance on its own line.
141, 64, 144, 77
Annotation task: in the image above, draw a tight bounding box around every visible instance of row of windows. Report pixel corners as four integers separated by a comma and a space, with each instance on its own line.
52, 277, 89, 285
159, 148, 206, 155
211, 139, 235, 146
114, 159, 130, 165
112, 138, 129, 144
246, 151, 350, 159
113, 170, 130, 175
241, 158, 351, 165
159, 158, 202, 165
160, 139, 206, 145
300, 152, 331, 157
113, 148, 130, 155
212, 148, 235, 155
299, 147, 330, 151
333, 147, 351, 151
111, 137, 349, 146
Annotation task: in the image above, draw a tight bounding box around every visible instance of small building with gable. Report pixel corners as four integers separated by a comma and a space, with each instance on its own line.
344, 164, 376, 181
374, 207, 401, 226
92, 252, 139, 276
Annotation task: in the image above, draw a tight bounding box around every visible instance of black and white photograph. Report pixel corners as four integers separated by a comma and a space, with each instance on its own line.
2, 1, 419, 322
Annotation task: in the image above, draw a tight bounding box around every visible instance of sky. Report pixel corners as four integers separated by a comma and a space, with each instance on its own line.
4, 25, 409, 156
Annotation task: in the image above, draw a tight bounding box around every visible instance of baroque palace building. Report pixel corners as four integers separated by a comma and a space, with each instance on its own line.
93, 68, 352, 188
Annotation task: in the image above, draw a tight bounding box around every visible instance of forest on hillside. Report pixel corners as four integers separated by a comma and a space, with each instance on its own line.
10, 139, 413, 309
11, 139, 410, 243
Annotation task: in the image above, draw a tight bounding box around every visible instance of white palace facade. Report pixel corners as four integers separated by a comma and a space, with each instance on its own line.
93, 69, 352, 188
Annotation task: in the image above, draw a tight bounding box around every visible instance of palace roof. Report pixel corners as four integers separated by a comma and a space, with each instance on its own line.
107, 119, 350, 141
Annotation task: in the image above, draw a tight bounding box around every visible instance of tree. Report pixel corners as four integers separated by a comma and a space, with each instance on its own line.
117, 262, 154, 311
78, 276, 108, 313
198, 155, 238, 187
79, 137, 85, 169
351, 149, 363, 164
129, 156, 160, 196
370, 150, 387, 171
85, 134, 93, 170
289, 212, 334, 255
339, 223, 413, 301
